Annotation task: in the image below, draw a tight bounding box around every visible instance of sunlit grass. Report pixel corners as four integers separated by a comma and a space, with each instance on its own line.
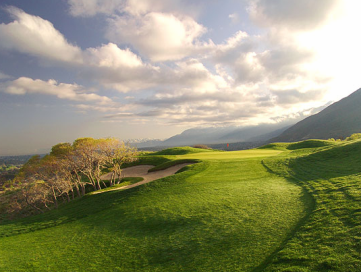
2, 140, 361, 271
0, 146, 309, 271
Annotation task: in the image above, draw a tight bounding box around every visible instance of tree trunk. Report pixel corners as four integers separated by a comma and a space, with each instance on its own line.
81, 184, 86, 196
75, 184, 81, 198
109, 172, 115, 186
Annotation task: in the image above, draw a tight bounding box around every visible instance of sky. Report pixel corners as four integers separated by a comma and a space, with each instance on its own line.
0, 0, 361, 155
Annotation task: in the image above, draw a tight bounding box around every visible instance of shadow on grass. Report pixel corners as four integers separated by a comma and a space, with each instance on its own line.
0, 162, 206, 238
251, 161, 316, 272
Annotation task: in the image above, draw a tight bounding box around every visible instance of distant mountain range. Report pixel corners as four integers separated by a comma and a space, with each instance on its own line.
136, 123, 293, 150
271, 88, 361, 142
161, 123, 292, 147
138, 88, 361, 150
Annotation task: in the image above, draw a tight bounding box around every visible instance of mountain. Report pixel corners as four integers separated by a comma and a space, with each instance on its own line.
160, 123, 293, 147
271, 88, 361, 142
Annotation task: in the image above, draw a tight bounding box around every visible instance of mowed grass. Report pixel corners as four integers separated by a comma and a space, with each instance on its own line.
0, 148, 310, 271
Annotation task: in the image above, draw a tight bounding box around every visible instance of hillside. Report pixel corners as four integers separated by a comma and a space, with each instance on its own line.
0, 147, 307, 271
2, 139, 361, 271
271, 88, 361, 142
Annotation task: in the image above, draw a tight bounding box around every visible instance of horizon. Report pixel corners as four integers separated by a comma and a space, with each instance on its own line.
1, 0, 361, 156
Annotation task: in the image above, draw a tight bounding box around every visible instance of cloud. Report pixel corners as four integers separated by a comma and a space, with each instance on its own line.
67, 0, 125, 17
248, 0, 343, 31
0, 6, 83, 63
1, 77, 112, 104
68, 0, 210, 61
270, 89, 326, 105
0, 72, 11, 80
68, 0, 200, 18
0, 3, 340, 129
81, 43, 161, 92
84, 43, 143, 68
229, 13, 240, 24
106, 12, 209, 61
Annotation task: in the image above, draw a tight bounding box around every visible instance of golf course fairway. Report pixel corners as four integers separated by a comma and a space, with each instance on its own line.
2, 142, 355, 271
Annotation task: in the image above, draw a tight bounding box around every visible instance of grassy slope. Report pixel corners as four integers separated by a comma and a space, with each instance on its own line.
263, 139, 361, 271
0, 148, 310, 271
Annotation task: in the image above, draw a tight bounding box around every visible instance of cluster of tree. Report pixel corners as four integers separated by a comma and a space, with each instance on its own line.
7, 138, 138, 215
0, 165, 21, 191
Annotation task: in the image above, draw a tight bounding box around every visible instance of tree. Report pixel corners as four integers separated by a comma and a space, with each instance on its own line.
7, 137, 139, 217
101, 138, 138, 185
72, 138, 107, 191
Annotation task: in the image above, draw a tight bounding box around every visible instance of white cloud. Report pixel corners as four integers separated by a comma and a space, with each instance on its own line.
0, 7, 83, 64
1, 2, 354, 129
84, 43, 143, 68
81, 43, 161, 92
1, 77, 112, 104
106, 12, 209, 61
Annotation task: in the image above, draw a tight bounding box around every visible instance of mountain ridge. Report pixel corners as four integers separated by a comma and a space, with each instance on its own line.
271, 88, 361, 142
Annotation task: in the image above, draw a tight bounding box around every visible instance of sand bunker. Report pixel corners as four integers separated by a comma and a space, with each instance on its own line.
96, 163, 193, 193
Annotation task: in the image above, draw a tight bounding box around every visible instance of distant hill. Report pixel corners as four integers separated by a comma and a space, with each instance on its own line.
271, 88, 361, 142
160, 123, 292, 147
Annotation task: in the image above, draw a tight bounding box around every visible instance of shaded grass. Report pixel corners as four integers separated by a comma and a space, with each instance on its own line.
262, 139, 361, 271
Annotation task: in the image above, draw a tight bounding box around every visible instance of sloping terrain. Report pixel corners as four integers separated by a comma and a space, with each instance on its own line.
262, 139, 361, 271
1, 139, 361, 271
0, 148, 308, 271
272, 88, 361, 142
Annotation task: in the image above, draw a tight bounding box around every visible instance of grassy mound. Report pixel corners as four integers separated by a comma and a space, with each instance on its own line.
286, 139, 338, 150
258, 142, 291, 150
262, 139, 361, 271
152, 146, 213, 155
148, 159, 200, 172
259, 139, 338, 151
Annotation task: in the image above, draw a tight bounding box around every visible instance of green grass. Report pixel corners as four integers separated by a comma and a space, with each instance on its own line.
92, 177, 144, 193
262, 139, 361, 271
1, 142, 361, 271
148, 159, 200, 172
